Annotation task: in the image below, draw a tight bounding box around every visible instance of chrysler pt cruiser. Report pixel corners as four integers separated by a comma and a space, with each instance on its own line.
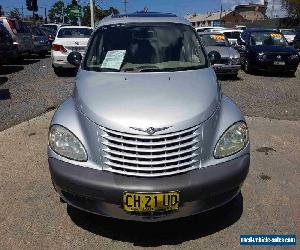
48, 12, 250, 222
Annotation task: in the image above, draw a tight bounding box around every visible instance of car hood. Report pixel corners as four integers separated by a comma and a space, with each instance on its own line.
205, 46, 240, 58
74, 68, 220, 134
250, 45, 297, 54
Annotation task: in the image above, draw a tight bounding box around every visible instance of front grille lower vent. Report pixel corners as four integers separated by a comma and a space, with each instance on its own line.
98, 126, 201, 177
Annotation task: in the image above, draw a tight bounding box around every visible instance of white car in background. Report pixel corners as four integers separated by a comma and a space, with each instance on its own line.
279, 29, 296, 45
51, 26, 93, 75
217, 29, 243, 45
195, 26, 227, 33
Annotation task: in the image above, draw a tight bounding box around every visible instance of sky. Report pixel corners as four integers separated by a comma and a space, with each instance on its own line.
0, 0, 284, 18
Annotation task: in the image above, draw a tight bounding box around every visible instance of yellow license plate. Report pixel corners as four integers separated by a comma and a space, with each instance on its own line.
123, 192, 180, 212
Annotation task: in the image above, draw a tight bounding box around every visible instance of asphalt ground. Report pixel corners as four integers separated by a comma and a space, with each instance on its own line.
0, 112, 299, 249
0, 56, 299, 249
0, 56, 300, 132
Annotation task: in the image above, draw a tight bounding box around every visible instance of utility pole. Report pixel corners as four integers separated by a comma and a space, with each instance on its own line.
44, 7, 47, 23
123, 0, 128, 14
62, 5, 65, 23
90, 0, 94, 28
271, 0, 275, 18
21, 5, 24, 20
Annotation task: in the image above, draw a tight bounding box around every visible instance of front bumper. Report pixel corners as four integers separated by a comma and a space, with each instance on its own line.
49, 154, 250, 222
253, 59, 299, 72
212, 64, 241, 75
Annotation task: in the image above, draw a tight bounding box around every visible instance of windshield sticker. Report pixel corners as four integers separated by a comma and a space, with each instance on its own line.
210, 35, 225, 41
270, 33, 282, 38
101, 50, 126, 70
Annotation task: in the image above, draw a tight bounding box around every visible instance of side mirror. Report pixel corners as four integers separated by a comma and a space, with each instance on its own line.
208, 51, 221, 65
237, 37, 246, 46
67, 51, 82, 67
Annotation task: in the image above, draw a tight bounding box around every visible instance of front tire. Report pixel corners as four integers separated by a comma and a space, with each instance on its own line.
53, 67, 63, 76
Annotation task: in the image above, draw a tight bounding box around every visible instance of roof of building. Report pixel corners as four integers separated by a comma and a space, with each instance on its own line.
187, 11, 231, 22
98, 12, 190, 27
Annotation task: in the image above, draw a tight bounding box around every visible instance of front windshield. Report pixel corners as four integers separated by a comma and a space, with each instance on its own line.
200, 34, 230, 47
57, 28, 93, 38
83, 23, 207, 72
281, 29, 295, 35
250, 31, 288, 46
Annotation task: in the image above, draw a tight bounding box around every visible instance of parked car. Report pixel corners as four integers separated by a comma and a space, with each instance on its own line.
0, 17, 33, 56
217, 29, 243, 45
28, 26, 50, 57
51, 26, 93, 75
48, 12, 250, 222
235, 25, 247, 31
39, 26, 56, 45
279, 29, 296, 45
236, 29, 300, 75
0, 22, 17, 65
195, 26, 227, 33
40, 23, 70, 33
199, 32, 241, 77
294, 29, 300, 51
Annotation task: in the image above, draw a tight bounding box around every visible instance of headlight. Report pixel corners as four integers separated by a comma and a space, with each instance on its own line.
214, 122, 249, 158
49, 125, 87, 161
230, 57, 240, 65
289, 54, 299, 60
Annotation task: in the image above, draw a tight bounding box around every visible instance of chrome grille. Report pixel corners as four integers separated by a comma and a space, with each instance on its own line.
98, 126, 201, 177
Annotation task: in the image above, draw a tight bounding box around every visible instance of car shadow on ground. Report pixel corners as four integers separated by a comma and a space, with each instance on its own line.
0, 76, 8, 85
218, 75, 243, 81
245, 70, 297, 78
67, 193, 243, 247
8, 58, 40, 66
0, 88, 11, 100
55, 68, 78, 78
0, 65, 24, 75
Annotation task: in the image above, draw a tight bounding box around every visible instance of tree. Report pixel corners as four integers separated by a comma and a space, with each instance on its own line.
81, 5, 119, 26
48, 0, 69, 23
9, 8, 21, 20
281, 0, 300, 19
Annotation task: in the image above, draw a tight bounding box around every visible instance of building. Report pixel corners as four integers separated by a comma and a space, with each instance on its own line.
187, 11, 230, 28
221, 2, 268, 27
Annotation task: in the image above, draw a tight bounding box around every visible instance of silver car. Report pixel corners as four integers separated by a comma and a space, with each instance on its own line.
199, 32, 241, 77
48, 12, 250, 222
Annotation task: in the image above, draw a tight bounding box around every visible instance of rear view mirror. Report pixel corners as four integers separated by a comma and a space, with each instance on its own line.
67, 51, 82, 67
208, 51, 221, 65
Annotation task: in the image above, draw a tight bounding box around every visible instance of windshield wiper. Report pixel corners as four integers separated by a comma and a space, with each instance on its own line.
93, 67, 120, 72
162, 65, 203, 72
123, 65, 160, 72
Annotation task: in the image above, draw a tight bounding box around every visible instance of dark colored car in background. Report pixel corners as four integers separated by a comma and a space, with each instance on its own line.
0, 22, 17, 65
199, 32, 241, 77
0, 17, 33, 56
236, 29, 300, 75
39, 26, 56, 45
294, 29, 300, 51
28, 26, 50, 57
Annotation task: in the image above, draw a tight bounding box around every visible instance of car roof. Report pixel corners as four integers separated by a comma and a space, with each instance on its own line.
246, 28, 278, 32
58, 26, 93, 29
217, 29, 242, 32
98, 12, 190, 27
198, 31, 224, 35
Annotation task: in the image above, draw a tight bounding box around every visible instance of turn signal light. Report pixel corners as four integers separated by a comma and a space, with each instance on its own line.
52, 44, 67, 53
